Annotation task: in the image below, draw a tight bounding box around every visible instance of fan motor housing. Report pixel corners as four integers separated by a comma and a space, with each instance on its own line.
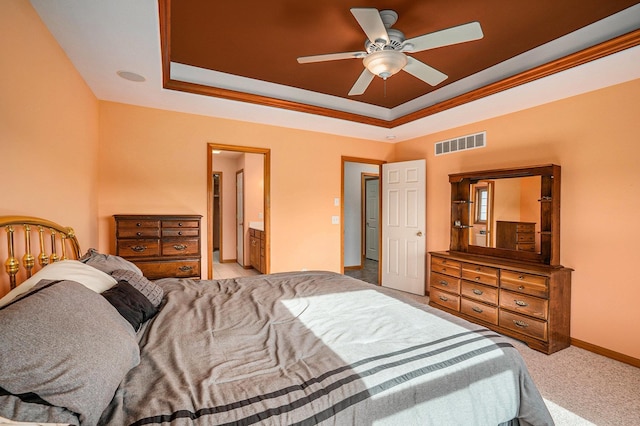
365, 28, 405, 53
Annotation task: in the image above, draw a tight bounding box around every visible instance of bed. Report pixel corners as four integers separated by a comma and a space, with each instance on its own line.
0, 216, 554, 425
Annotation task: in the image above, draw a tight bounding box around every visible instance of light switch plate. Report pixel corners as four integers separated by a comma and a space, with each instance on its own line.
334, 197, 340, 206
331, 216, 339, 224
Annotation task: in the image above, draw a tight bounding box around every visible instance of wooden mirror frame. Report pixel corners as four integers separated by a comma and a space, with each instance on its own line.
449, 164, 561, 266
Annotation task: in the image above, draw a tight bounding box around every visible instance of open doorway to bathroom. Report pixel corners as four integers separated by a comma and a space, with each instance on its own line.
207, 143, 270, 280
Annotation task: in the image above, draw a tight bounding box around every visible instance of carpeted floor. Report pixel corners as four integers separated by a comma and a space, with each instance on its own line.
514, 341, 640, 425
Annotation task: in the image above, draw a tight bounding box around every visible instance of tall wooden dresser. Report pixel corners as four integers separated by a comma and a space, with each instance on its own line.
114, 214, 202, 280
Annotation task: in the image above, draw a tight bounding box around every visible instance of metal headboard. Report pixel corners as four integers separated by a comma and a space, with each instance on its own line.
1, 216, 81, 290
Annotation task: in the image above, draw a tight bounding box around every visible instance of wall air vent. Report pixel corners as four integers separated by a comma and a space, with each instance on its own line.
435, 131, 486, 156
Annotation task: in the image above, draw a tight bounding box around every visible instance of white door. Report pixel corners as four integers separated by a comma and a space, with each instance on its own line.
236, 170, 244, 266
365, 177, 379, 261
382, 159, 426, 295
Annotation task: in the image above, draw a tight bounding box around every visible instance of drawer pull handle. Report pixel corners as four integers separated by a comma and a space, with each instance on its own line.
178, 222, 183, 227
472, 306, 483, 313
514, 300, 528, 307
518, 285, 525, 290
474, 276, 481, 281
518, 275, 525, 280
136, 232, 142, 236
178, 266, 193, 272
173, 244, 187, 251
136, 222, 142, 227
438, 295, 449, 302
130, 245, 147, 252
475, 267, 481, 272
513, 320, 529, 328
178, 231, 183, 236
472, 289, 483, 295
439, 280, 448, 286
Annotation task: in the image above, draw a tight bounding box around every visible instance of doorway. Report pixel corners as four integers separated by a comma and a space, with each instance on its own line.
207, 143, 270, 279
341, 156, 384, 285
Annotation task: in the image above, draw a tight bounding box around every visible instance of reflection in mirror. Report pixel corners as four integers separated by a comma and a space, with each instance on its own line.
468, 176, 541, 253
469, 181, 494, 247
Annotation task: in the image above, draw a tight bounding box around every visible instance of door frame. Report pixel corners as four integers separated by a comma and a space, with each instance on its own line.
341, 156, 385, 283
207, 143, 271, 279
236, 169, 245, 267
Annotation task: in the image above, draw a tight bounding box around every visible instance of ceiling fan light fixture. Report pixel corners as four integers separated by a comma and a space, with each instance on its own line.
363, 50, 407, 79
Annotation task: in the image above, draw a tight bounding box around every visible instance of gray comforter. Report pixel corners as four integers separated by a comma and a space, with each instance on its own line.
99, 271, 553, 425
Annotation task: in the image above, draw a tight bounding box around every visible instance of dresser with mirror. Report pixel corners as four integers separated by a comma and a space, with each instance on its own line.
429, 164, 572, 354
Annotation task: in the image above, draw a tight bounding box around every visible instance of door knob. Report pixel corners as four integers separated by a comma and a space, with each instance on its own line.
417, 231, 423, 237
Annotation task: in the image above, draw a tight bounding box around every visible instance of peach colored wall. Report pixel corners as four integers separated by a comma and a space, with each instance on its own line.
395, 78, 640, 359
0, 1, 99, 295
97, 101, 395, 276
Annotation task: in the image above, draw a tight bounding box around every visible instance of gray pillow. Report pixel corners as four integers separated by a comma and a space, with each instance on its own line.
0, 394, 79, 426
80, 248, 143, 275
0, 279, 140, 425
110, 269, 164, 307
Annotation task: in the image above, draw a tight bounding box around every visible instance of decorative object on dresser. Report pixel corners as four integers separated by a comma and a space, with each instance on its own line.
249, 227, 265, 273
114, 214, 202, 280
430, 164, 573, 354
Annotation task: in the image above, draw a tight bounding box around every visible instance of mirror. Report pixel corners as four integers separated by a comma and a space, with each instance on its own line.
449, 164, 561, 266
468, 177, 541, 253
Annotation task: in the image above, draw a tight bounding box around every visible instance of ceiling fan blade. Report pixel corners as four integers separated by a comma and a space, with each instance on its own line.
351, 8, 389, 45
348, 68, 375, 96
403, 22, 483, 53
403, 57, 448, 86
297, 51, 366, 64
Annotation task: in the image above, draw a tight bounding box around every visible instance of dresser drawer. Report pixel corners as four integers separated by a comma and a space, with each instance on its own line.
162, 228, 199, 237
461, 298, 498, 325
500, 270, 548, 298
517, 233, 535, 243
516, 223, 535, 233
430, 288, 460, 311
431, 257, 461, 277
461, 262, 499, 287
461, 281, 498, 305
430, 271, 460, 293
516, 243, 536, 251
117, 240, 160, 257
499, 310, 547, 341
499, 290, 548, 320
162, 220, 199, 228
162, 239, 200, 256
136, 259, 200, 280
117, 219, 160, 229
118, 227, 161, 238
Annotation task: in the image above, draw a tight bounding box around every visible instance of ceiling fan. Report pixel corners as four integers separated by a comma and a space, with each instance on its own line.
297, 8, 484, 96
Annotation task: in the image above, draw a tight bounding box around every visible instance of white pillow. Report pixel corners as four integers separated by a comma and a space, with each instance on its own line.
0, 260, 117, 307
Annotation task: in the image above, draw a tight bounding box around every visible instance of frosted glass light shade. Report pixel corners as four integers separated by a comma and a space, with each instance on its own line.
363, 51, 407, 79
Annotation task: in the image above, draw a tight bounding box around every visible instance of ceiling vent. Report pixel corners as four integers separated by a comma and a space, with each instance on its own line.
435, 131, 486, 156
